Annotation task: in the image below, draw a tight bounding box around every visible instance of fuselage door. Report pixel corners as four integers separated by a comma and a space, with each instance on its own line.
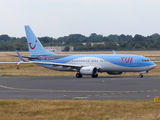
133, 57, 137, 66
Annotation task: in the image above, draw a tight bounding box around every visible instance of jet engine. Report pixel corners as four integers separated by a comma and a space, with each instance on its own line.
107, 72, 123, 75
80, 66, 98, 75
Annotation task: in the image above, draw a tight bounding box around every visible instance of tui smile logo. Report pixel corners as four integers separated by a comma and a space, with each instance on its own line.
29, 40, 37, 50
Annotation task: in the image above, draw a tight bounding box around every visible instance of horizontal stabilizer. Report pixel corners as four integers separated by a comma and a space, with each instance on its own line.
0, 61, 31, 64
6, 54, 38, 59
16, 50, 26, 62
112, 50, 116, 54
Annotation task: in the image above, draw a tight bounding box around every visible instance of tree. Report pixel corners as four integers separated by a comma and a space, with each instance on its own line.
133, 44, 142, 49
0, 35, 11, 41
64, 46, 70, 51
134, 34, 145, 41
7, 44, 14, 51
39, 37, 53, 44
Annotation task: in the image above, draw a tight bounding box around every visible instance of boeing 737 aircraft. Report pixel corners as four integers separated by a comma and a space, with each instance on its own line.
1, 26, 157, 78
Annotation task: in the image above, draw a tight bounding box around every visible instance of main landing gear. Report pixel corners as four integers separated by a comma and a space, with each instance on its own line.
91, 74, 98, 78
76, 73, 98, 78
76, 73, 83, 78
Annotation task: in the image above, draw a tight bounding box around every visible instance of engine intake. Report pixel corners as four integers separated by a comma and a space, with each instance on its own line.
80, 66, 98, 75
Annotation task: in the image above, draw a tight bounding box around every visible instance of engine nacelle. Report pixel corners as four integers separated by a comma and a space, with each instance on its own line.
107, 72, 123, 75
80, 66, 98, 75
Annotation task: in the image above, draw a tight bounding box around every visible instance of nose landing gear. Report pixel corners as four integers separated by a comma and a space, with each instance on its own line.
139, 71, 148, 78
139, 74, 143, 78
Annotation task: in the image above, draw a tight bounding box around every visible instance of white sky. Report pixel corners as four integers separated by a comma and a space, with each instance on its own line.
0, 0, 160, 38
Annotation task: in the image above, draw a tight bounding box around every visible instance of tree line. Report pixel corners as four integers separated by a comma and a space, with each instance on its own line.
0, 33, 160, 51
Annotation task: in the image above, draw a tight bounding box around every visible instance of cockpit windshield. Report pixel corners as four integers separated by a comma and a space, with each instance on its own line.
142, 59, 150, 62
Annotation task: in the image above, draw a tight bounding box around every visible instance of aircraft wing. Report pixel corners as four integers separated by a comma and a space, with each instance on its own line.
0, 62, 21, 63
30, 61, 82, 68
0, 60, 100, 71
30, 61, 100, 69
6, 54, 37, 59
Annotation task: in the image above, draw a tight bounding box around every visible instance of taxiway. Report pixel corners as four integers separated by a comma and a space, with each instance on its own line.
0, 76, 159, 100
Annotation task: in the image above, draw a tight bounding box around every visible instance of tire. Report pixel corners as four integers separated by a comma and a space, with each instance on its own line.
76, 73, 83, 78
92, 74, 98, 78
139, 74, 143, 78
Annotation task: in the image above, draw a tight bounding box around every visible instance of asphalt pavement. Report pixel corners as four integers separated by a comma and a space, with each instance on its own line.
0, 76, 159, 100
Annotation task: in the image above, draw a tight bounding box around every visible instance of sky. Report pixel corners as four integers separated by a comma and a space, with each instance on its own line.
0, 0, 160, 38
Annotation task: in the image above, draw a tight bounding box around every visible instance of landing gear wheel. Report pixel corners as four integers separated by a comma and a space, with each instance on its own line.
76, 73, 83, 78
91, 74, 98, 78
139, 74, 143, 78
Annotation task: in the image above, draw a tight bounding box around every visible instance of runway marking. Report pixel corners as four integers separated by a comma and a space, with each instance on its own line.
147, 90, 151, 92
0, 85, 133, 93
131, 91, 138, 93
0, 85, 160, 98
85, 89, 160, 98
153, 89, 159, 92
73, 97, 89, 99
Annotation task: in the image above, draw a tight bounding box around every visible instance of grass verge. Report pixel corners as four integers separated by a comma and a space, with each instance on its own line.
0, 100, 160, 120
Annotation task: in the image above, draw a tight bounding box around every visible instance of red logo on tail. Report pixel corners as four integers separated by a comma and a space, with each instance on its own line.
29, 40, 37, 50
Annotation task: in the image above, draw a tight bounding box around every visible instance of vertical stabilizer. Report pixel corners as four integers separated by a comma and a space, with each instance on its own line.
25, 26, 55, 56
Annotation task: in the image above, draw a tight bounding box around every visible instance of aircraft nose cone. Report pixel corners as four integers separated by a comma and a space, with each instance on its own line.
150, 62, 156, 69
152, 64, 157, 68
148, 62, 156, 70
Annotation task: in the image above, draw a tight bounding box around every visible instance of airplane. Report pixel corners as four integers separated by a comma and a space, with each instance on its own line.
1, 26, 157, 78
